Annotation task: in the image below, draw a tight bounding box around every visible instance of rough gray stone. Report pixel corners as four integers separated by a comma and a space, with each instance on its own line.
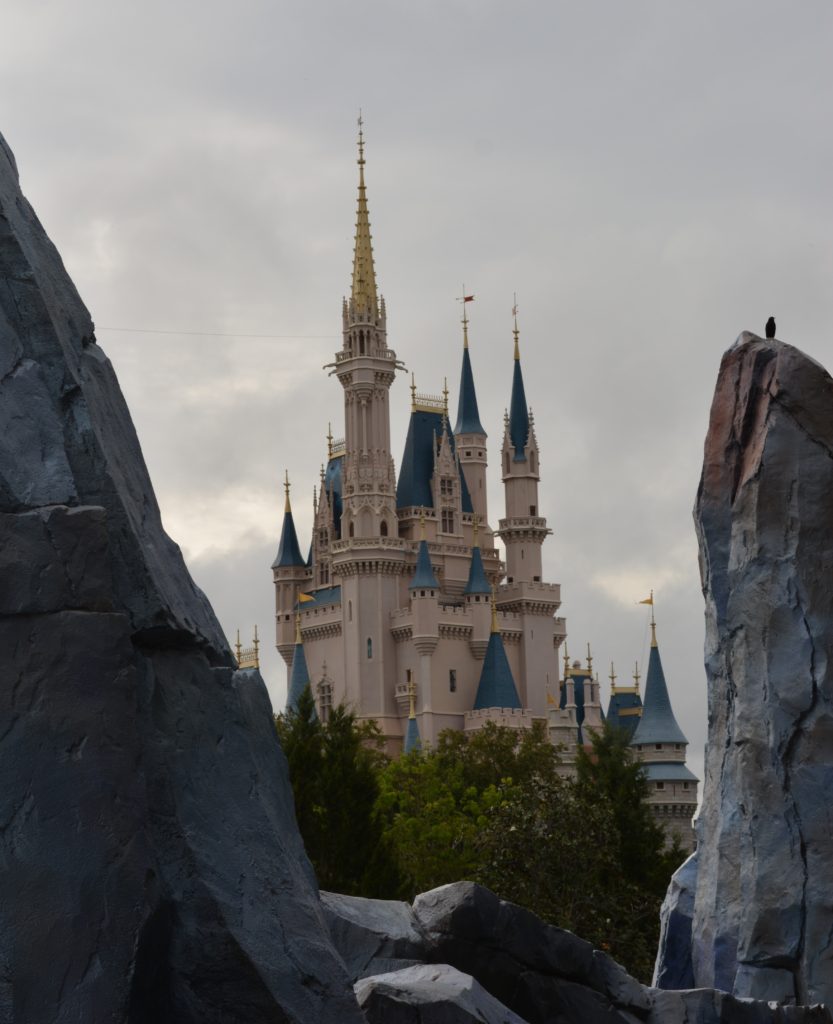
649, 988, 832, 1024
654, 851, 697, 990
660, 333, 833, 1006
0, 131, 363, 1023
320, 890, 428, 982
356, 964, 530, 1024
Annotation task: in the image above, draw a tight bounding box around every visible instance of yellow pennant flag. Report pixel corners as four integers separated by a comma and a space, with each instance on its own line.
298, 592, 315, 603
639, 594, 653, 605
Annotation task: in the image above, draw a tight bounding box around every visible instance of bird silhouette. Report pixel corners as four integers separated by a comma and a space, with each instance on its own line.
766, 316, 776, 339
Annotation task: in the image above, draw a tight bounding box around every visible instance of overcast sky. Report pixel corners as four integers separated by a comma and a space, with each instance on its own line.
3, 1, 832, 783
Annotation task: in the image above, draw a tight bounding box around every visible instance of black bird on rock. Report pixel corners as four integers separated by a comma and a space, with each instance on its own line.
766, 316, 776, 339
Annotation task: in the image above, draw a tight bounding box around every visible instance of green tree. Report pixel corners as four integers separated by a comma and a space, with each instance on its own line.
276, 690, 400, 897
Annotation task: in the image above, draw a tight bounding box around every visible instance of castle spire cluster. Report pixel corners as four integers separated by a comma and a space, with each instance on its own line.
270, 124, 696, 848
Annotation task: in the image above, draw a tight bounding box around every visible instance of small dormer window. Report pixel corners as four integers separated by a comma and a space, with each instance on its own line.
655, 743, 663, 750
656, 781, 665, 790
440, 477, 454, 497
441, 509, 455, 533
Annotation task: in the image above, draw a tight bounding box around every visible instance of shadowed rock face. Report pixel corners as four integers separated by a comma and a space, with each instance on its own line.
658, 332, 833, 1005
0, 132, 363, 1023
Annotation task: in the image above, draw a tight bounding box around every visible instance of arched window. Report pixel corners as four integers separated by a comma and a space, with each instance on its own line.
348, 600, 353, 621
530, 451, 536, 473
359, 331, 365, 355
367, 637, 373, 659
504, 451, 510, 474
349, 521, 355, 538
380, 520, 388, 537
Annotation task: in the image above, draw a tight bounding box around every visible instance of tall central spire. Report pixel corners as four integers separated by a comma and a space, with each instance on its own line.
351, 114, 378, 318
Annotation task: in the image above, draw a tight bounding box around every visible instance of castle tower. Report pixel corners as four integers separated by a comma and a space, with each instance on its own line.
630, 599, 699, 852
272, 473, 312, 667
403, 680, 422, 754
463, 518, 492, 659
606, 660, 644, 738
497, 314, 548, 585
285, 613, 312, 714
326, 121, 407, 735
453, 304, 489, 526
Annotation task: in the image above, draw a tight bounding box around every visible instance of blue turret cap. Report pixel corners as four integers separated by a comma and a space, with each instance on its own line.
473, 595, 523, 710
286, 614, 315, 715
631, 618, 687, 746
454, 317, 486, 436
464, 524, 491, 596
508, 325, 530, 460
409, 535, 439, 590
272, 473, 306, 568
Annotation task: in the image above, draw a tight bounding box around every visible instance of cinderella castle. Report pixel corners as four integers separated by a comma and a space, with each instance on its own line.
270, 125, 697, 850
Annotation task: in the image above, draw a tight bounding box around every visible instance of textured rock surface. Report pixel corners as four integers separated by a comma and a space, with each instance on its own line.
654, 851, 697, 990
0, 132, 363, 1022
327, 881, 833, 1024
660, 332, 833, 1005
356, 964, 528, 1024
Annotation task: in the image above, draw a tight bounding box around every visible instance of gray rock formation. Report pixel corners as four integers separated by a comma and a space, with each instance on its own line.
0, 131, 363, 1022
326, 881, 832, 1023
654, 851, 697, 990
356, 964, 528, 1024
657, 332, 833, 1006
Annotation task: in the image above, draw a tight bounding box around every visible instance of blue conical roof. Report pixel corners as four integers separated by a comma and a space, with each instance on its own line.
272, 504, 305, 568
463, 545, 491, 596
474, 629, 522, 710
454, 344, 486, 436
286, 632, 312, 715
409, 538, 439, 590
404, 714, 422, 754
396, 408, 473, 513
509, 355, 530, 460
631, 640, 687, 746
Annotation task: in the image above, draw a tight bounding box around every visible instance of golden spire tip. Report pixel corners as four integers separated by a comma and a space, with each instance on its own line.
283, 470, 291, 513
490, 585, 499, 634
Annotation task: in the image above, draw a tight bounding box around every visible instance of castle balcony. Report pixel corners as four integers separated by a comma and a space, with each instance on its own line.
332, 537, 407, 554
497, 516, 549, 532
332, 347, 399, 366
464, 708, 535, 733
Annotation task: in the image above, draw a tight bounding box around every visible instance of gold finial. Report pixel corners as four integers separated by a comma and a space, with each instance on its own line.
327, 422, 333, 458
410, 372, 417, 410
295, 611, 302, 645
419, 506, 426, 540
351, 111, 378, 314
563, 643, 570, 678
408, 677, 417, 719
284, 470, 291, 513
442, 376, 449, 418
490, 585, 499, 634
512, 293, 520, 360
253, 624, 260, 669
458, 287, 474, 349
609, 661, 617, 689
649, 589, 657, 648
633, 661, 641, 690
586, 642, 593, 675
234, 628, 242, 664
236, 626, 260, 670
472, 513, 479, 547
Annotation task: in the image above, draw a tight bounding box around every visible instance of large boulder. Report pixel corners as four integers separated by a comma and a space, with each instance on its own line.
0, 131, 363, 1022
658, 332, 833, 1005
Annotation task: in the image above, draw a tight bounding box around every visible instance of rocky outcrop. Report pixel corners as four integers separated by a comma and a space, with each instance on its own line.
0, 132, 363, 1022
656, 333, 833, 1006
325, 881, 833, 1023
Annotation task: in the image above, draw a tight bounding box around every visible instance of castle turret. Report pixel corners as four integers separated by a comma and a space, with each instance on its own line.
409, 530, 440, 724
286, 614, 313, 715
403, 680, 422, 754
630, 597, 698, 851
453, 304, 488, 525
272, 473, 311, 666
463, 519, 492, 659
472, 594, 522, 711
606, 660, 644, 738
497, 314, 548, 585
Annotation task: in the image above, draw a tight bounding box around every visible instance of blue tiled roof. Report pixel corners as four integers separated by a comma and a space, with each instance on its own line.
294, 585, 342, 609
306, 540, 313, 567
396, 409, 474, 513
631, 643, 688, 746
606, 691, 644, 740
272, 507, 305, 568
641, 762, 698, 783
454, 345, 486, 436
324, 454, 344, 539
463, 546, 491, 596
409, 539, 439, 590
286, 639, 312, 714
509, 357, 530, 460
404, 715, 422, 754
473, 631, 522, 710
